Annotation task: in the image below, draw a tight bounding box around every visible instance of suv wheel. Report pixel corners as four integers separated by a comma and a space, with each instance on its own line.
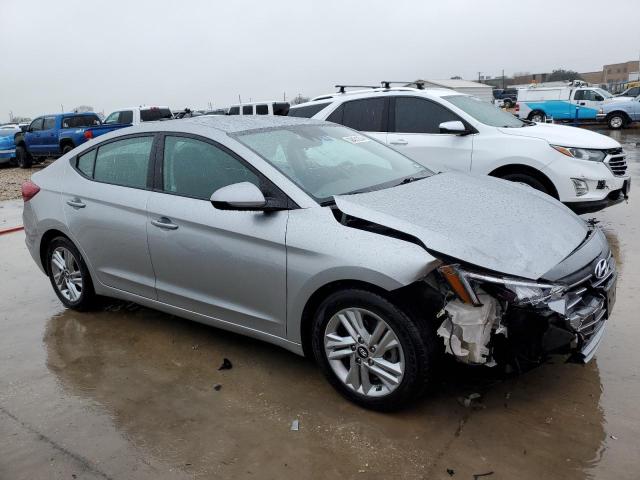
62, 144, 74, 155
607, 113, 626, 130
16, 145, 32, 169
500, 173, 549, 195
311, 289, 436, 411
46, 237, 97, 311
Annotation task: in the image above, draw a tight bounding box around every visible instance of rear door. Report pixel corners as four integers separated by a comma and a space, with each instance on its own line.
41, 116, 58, 154
386, 96, 473, 172
325, 97, 388, 144
62, 134, 157, 298
146, 134, 288, 335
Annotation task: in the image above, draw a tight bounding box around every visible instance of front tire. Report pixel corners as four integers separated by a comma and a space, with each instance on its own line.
311, 289, 436, 411
46, 237, 97, 311
607, 113, 626, 130
500, 173, 550, 195
503, 98, 513, 108
16, 145, 32, 169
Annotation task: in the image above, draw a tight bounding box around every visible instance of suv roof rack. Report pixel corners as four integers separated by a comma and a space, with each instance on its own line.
380, 80, 425, 90
334, 84, 378, 94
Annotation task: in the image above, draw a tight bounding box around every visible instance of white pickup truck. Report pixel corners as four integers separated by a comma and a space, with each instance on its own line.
103, 106, 173, 126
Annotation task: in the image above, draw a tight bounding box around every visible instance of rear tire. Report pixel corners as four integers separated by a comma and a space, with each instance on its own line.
311, 289, 437, 411
46, 237, 97, 311
503, 98, 513, 108
607, 113, 627, 130
529, 111, 546, 123
61, 144, 74, 155
500, 173, 550, 195
16, 145, 32, 169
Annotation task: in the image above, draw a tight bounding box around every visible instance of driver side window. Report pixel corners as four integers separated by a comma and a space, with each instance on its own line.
104, 111, 121, 124
393, 97, 461, 134
162, 136, 260, 200
29, 118, 44, 132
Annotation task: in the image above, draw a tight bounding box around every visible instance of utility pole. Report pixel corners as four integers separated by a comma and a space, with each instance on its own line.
60, 104, 64, 113
502, 69, 505, 89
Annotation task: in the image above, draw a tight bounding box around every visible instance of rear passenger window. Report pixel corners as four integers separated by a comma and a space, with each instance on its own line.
94, 136, 153, 189
341, 98, 386, 132
242, 105, 253, 115
288, 102, 331, 118
163, 136, 259, 200
43, 117, 56, 130
120, 110, 133, 124
326, 105, 344, 124
77, 149, 96, 177
394, 97, 460, 134
255, 104, 268, 115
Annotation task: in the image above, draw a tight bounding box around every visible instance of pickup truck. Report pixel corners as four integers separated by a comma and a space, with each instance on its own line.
103, 106, 173, 125
14, 113, 130, 168
597, 95, 640, 129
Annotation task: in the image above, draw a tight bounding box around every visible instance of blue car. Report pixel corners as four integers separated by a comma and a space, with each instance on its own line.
0, 126, 20, 165
598, 96, 640, 129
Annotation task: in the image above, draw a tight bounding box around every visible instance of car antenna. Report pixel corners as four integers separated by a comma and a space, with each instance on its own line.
380, 81, 425, 90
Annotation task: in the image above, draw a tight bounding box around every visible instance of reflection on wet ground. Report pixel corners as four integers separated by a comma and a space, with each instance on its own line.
1, 129, 640, 479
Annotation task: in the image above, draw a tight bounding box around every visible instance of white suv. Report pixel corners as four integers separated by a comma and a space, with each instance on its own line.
289, 87, 630, 213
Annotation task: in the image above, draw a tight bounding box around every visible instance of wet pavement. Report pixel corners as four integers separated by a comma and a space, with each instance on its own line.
1, 129, 639, 479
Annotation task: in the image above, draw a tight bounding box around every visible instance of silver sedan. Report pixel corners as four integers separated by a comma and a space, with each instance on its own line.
23, 116, 616, 410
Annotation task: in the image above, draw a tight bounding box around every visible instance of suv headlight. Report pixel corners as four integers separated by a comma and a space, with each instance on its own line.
439, 265, 565, 307
551, 145, 606, 162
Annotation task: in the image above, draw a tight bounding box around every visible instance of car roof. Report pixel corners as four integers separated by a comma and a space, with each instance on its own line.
112, 115, 326, 136
291, 87, 463, 110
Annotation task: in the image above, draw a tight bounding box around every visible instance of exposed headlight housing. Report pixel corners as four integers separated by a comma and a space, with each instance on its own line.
438, 264, 565, 307
571, 178, 589, 196
551, 145, 606, 162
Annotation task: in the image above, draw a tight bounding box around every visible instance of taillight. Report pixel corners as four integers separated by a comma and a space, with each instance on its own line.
21, 181, 40, 202
84, 130, 93, 139
515, 103, 520, 112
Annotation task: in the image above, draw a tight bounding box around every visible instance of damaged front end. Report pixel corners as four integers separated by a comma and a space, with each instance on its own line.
432, 251, 616, 369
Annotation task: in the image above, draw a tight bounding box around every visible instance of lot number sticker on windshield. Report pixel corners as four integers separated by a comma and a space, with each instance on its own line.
342, 135, 370, 144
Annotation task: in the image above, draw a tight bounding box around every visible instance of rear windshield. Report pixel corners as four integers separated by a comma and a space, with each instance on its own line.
62, 115, 101, 128
288, 102, 331, 118
140, 108, 173, 122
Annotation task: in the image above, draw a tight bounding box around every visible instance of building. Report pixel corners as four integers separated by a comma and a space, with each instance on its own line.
603, 60, 639, 84
579, 71, 604, 85
411, 79, 494, 102
512, 72, 550, 85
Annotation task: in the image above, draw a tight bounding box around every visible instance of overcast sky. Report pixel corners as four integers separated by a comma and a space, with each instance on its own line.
1, 0, 639, 120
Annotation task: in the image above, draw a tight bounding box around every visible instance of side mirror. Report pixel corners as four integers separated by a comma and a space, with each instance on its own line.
439, 121, 468, 135
210, 182, 266, 210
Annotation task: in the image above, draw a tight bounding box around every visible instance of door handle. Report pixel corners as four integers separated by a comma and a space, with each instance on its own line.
151, 217, 179, 230
579, 102, 585, 106
390, 139, 408, 145
66, 198, 86, 208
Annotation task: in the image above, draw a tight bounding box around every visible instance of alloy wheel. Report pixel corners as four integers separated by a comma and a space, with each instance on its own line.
610, 116, 623, 129
50, 247, 83, 302
324, 307, 405, 397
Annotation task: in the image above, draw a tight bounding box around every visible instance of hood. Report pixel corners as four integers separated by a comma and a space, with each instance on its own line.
335, 172, 588, 280
498, 123, 620, 149
605, 96, 633, 103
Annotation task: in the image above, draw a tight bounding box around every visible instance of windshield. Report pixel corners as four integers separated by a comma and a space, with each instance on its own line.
444, 95, 526, 127
236, 124, 431, 204
595, 88, 612, 98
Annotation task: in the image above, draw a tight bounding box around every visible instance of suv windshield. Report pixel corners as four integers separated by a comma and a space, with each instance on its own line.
444, 95, 526, 128
140, 108, 173, 122
236, 124, 431, 204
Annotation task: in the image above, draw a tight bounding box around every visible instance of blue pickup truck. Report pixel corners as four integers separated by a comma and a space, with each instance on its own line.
15, 112, 130, 168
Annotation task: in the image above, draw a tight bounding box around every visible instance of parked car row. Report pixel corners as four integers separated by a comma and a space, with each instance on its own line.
22, 114, 620, 410
289, 85, 630, 214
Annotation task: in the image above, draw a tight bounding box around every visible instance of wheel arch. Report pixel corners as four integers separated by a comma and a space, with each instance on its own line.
489, 163, 559, 199
606, 110, 631, 123
39, 229, 70, 274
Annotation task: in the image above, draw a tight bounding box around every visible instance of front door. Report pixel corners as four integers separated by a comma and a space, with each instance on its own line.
573, 89, 603, 120
62, 134, 157, 298
146, 134, 288, 336
386, 96, 473, 173
25, 117, 44, 155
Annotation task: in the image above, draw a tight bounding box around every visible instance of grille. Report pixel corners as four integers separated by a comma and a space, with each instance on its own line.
563, 253, 615, 342
605, 151, 627, 177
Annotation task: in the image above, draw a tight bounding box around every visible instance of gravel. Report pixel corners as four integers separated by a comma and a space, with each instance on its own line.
0, 161, 53, 201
